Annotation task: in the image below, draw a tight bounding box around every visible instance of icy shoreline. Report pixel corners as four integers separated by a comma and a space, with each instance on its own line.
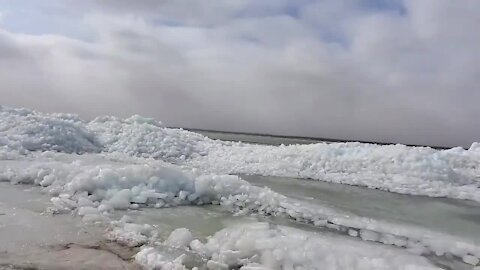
1, 152, 479, 269
1, 105, 480, 269
2, 105, 479, 203
0, 182, 139, 270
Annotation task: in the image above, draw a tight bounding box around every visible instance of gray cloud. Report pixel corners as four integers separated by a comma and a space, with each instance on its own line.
0, 0, 479, 147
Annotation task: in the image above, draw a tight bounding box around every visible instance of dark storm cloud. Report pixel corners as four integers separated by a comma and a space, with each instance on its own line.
0, 0, 479, 147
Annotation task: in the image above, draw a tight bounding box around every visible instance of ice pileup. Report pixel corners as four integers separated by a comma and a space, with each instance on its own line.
88, 115, 210, 162
2, 105, 479, 202
1, 105, 480, 269
136, 223, 441, 270
0, 106, 101, 154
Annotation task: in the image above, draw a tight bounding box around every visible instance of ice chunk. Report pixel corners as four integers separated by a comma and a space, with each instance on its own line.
462, 254, 479, 266
106, 223, 154, 247
360, 230, 380, 242
348, 229, 359, 237
165, 228, 193, 248
77, 206, 99, 216
135, 247, 188, 270
108, 189, 132, 209
0, 106, 101, 154
140, 223, 439, 270
206, 260, 228, 270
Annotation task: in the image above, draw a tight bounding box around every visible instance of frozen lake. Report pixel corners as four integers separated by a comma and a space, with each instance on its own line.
0, 182, 140, 270
1, 173, 477, 269
242, 174, 480, 244
1, 119, 478, 269
199, 130, 480, 244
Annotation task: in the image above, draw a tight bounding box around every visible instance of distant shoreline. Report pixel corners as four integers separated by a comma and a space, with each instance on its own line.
168, 127, 452, 150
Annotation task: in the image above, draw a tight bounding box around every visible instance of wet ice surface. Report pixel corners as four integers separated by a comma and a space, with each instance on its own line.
0, 182, 101, 253
122, 206, 462, 270
0, 164, 477, 269
0, 182, 139, 270
241, 174, 480, 244
114, 204, 341, 241
122, 209, 461, 269
0, 180, 474, 270
106, 185, 475, 269
112, 205, 259, 240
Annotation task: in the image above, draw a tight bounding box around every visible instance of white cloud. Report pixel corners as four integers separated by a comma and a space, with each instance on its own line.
0, 0, 479, 147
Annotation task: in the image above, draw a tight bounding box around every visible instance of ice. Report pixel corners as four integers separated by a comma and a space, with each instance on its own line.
78, 206, 100, 216
463, 254, 480, 266
108, 189, 134, 209
360, 229, 380, 242
105, 222, 156, 247
241, 174, 480, 244
110, 205, 259, 242
206, 260, 228, 270
0, 105, 101, 154
135, 247, 188, 270
136, 223, 441, 270
469, 142, 480, 152
1, 152, 480, 261
188, 142, 480, 202
88, 114, 210, 162
2, 105, 480, 202
0, 182, 103, 256
165, 228, 194, 248
2, 105, 480, 269
348, 229, 359, 237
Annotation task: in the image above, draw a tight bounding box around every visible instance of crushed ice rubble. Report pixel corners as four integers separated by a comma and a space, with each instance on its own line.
1, 106, 480, 269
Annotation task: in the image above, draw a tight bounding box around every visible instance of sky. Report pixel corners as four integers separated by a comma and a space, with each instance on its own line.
0, 0, 479, 148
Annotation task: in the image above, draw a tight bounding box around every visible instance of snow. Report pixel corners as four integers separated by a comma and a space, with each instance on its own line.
1, 105, 480, 269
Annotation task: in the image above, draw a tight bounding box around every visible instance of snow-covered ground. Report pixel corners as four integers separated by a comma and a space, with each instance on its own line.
1, 105, 480, 269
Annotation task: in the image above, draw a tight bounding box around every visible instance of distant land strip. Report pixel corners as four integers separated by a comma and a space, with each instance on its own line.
168, 127, 452, 150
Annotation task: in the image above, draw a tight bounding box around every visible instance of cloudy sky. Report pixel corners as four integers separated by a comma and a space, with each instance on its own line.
0, 0, 479, 147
